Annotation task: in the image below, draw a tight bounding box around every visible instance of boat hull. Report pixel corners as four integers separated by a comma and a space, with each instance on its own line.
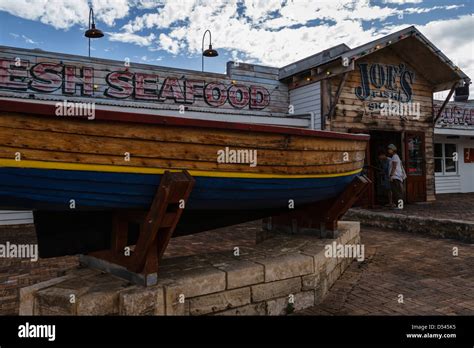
0, 103, 368, 257
0, 167, 359, 211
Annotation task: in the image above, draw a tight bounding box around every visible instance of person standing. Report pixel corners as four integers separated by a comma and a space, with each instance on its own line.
377, 151, 393, 207
387, 144, 405, 210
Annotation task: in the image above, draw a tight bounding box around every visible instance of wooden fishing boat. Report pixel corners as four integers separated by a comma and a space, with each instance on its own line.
0, 99, 368, 258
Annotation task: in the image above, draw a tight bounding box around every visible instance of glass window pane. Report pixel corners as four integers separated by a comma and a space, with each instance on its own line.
408, 159, 423, 175
408, 136, 422, 159
445, 144, 457, 158
435, 159, 443, 173
434, 143, 443, 158
445, 158, 456, 173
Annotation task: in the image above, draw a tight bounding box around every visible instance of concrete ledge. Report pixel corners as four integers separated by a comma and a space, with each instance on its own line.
19, 221, 361, 315
345, 209, 474, 243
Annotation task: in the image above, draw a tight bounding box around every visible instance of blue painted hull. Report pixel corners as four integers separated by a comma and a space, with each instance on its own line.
0, 167, 358, 211
1, 167, 360, 257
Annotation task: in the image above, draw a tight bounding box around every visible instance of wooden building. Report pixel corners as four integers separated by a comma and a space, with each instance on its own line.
434, 100, 474, 193
280, 26, 470, 206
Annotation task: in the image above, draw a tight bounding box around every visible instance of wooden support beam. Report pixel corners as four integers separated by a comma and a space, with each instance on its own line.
268, 175, 371, 238
322, 175, 371, 236
288, 60, 354, 90
88, 170, 195, 283
433, 82, 458, 124
327, 72, 349, 119
111, 214, 129, 254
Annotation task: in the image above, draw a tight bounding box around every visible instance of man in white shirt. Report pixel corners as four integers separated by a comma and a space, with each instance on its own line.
387, 144, 405, 210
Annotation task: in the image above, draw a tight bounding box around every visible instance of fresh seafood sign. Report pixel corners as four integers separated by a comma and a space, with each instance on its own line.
0, 58, 271, 109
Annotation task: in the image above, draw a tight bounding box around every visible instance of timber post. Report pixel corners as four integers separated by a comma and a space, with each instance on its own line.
81, 170, 195, 286
266, 175, 371, 238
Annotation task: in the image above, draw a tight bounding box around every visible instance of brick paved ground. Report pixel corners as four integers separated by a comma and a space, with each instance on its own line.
0, 225, 78, 315
298, 226, 474, 315
165, 221, 257, 257
368, 192, 474, 222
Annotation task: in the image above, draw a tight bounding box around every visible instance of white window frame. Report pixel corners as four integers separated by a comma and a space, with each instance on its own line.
434, 142, 459, 176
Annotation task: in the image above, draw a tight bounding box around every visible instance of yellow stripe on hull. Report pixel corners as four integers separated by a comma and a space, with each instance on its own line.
0, 159, 362, 179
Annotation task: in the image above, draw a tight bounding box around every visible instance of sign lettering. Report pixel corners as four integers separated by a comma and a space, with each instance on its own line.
355, 63, 416, 111
434, 103, 474, 127
0, 58, 271, 110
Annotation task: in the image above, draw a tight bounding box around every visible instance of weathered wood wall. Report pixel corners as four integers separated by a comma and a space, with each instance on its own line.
324, 48, 436, 201
0, 47, 289, 117
289, 82, 322, 129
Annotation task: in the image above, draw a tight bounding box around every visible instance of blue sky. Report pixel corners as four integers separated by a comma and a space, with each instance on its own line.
0, 0, 472, 87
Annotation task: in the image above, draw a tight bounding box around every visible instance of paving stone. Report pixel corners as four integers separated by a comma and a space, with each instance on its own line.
325, 256, 338, 276
256, 253, 314, 282
19, 274, 74, 315
189, 287, 251, 315
251, 277, 302, 302
163, 266, 225, 297
217, 260, 264, 289
267, 291, 315, 315
214, 301, 266, 315
337, 221, 360, 244
266, 296, 292, 316
119, 286, 165, 315
301, 273, 321, 291
35, 287, 77, 315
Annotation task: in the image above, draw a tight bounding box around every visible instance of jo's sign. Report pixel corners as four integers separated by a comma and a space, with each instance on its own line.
0, 58, 271, 110
355, 62, 416, 111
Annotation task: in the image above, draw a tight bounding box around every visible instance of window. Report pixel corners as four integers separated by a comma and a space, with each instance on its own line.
434, 143, 458, 175
407, 135, 423, 176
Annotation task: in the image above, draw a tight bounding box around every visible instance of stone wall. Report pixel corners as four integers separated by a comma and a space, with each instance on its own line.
20, 221, 360, 315
345, 209, 474, 243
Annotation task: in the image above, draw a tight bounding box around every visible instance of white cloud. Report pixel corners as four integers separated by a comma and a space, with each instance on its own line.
404, 4, 464, 14
0, 0, 130, 29
419, 14, 474, 96
371, 14, 474, 97
157, 33, 180, 54
9, 32, 40, 45
21, 34, 40, 45
1, 0, 472, 98
108, 32, 156, 46
383, 0, 423, 3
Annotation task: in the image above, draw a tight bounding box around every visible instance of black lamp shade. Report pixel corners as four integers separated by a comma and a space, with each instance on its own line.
203, 44, 218, 57
85, 24, 104, 39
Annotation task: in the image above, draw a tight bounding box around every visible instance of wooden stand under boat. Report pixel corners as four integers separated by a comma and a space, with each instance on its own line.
267, 175, 371, 238
81, 172, 370, 286
81, 171, 194, 286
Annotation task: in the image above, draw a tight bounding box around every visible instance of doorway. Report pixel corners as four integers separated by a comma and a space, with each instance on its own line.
404, 132, 426, 202
369, 131, 402, 206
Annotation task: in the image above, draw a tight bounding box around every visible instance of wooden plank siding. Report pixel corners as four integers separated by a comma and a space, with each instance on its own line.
324, 48, 436, 201
435, 175, 462, 194
289, 82, 322, 129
